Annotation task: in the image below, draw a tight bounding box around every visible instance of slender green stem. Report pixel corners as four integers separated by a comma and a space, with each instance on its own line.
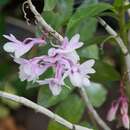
118, 3, 127, 44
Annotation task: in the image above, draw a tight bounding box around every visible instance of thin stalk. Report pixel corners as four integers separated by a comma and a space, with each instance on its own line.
0, 91, 92, 130
118, 6, 127, 44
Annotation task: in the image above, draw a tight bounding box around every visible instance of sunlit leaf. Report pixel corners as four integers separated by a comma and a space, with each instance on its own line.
67, 17, 97, 41
86, 82, 107, 107
67, 3, 114, 33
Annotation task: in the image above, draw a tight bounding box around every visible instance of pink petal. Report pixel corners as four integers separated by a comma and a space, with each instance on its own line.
122, 114, 129, 129
3, 42, 16, 52
69, 72, 82, 87
69, 34, 80, 44
80, 60, 95, 75
107, 103, 119, 121
14, 43, 34, 58
49, 81, 62, 96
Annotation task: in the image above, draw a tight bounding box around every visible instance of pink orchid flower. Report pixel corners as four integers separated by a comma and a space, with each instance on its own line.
48, 34, 84, 63
3, 34, 45, 58
3, 33, 96, 96
64, 60, 95, 87
14, 57, 50, 82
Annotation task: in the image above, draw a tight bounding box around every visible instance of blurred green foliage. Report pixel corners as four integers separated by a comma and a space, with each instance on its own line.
0, 0, 128, 129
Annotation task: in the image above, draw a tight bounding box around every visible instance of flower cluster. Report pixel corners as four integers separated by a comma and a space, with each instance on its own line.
107, 80, 129, 129
3, 34, 95, 95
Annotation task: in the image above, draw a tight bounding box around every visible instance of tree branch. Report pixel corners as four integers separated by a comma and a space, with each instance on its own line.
27, 0, 63, 42
24, 1, 112, 130
80, 87, 111, 130
0, 91, 92, 130
98, 18, 130, 80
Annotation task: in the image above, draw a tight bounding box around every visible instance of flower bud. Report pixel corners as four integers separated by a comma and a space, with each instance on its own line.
122, 114, 129, 129
107, 103, 119, 121
120, 100, 128, 115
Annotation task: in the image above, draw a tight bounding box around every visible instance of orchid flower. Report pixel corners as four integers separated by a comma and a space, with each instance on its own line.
48, 34, 84, 63
67, 60, 95, 87
3, 34, 45, 58
3, 33, 96, 96
14, 57, 50, 82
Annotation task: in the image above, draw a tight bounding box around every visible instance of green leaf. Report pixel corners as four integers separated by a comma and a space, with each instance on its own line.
79, 18, 97, 41
67, 3, 113, 33
43, 11, 63, 30
48, 122, 68, 130
86, 82, 107, 107
48, 94, 85, 130
83, 0, 98, 5
44, 0, 58, 11
57, 0, 74, 21
37, 85, 73, 108
67, 17, 97, 41
92, 61, 121, 82
43, 0, 74, 30
84, 35, 109, 46
79, 44, 99, 60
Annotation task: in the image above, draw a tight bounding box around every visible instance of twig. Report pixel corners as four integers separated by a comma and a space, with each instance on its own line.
80, 87, 111, 130
25, 1, 112, 130
98, 18, 130, 81
0, 91, 92, 130
27, 0, 63, 42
